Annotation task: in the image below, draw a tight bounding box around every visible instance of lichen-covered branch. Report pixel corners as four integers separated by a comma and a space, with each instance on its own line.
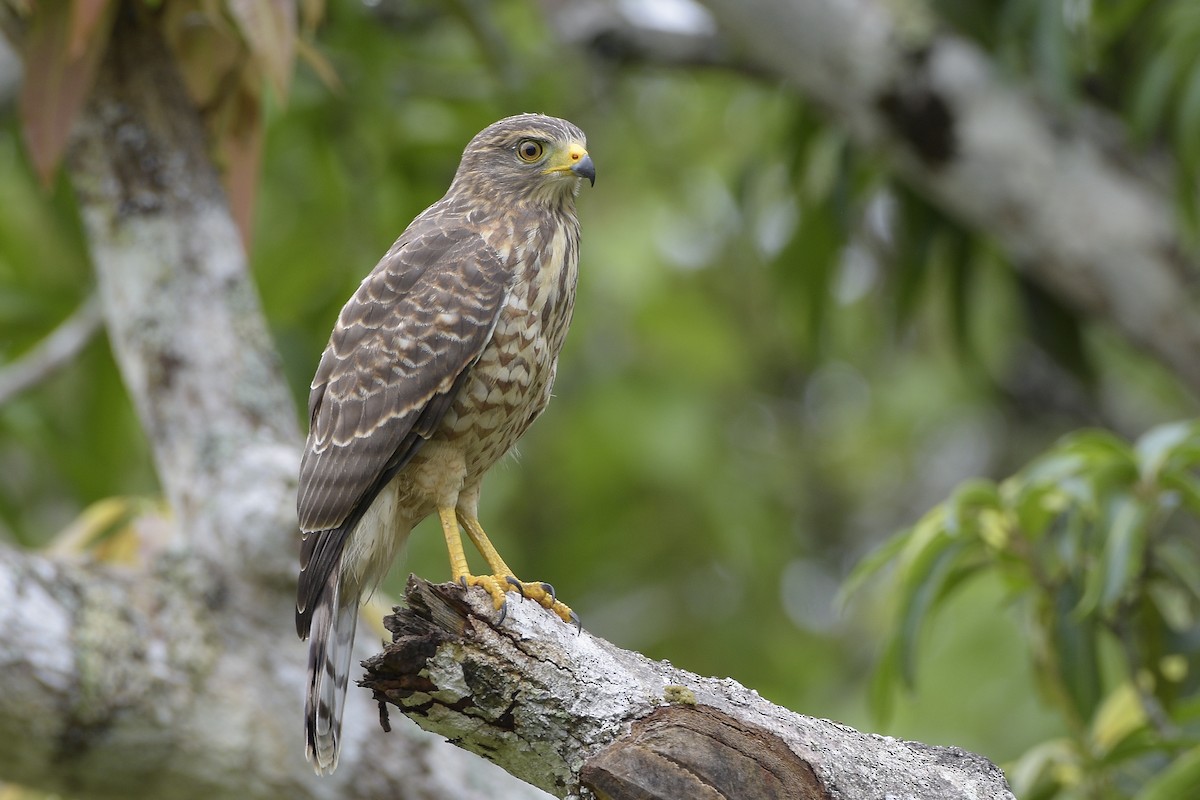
0, 538, 308, 800
363, 577, 1016, 800
0, 539, 551, 800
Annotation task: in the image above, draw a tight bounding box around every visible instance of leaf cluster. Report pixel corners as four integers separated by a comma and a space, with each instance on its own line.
8, 0, 329, 241
849, 421, 1200, 799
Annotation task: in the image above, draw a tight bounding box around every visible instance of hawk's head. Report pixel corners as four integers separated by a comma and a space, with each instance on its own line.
450, 114, 595, 206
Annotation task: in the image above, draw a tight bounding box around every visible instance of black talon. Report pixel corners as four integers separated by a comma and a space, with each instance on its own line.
569, 609, 582, 634
541, 582, 557, 604
495, 598, 509, 626
458, 575, 469, 589
505, 575, 526, 597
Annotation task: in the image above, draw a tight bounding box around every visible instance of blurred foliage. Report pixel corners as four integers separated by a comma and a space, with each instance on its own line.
934, 0, 1200, 233
850, 421, 1200, 798
1, 0, 1199, 796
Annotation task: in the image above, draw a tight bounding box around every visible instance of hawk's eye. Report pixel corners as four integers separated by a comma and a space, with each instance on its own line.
516, 139, 544, 162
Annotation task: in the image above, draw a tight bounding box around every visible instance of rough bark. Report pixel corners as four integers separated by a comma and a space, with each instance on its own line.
0, 6, 546, 799
363, 577, 1017, 800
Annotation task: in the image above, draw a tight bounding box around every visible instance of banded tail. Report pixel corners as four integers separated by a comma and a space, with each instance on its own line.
300, 568, 358, 774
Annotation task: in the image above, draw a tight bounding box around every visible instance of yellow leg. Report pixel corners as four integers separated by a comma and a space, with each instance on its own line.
438, 505, 508, 611
458, 511, 516, 577
437, 506, 472, 582
457, 511, 577, 627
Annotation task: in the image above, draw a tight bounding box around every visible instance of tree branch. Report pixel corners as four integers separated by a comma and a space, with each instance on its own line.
0, 293, 102, 405
538, 0, 764, 77
0, 538, 553, 800
364, 577, 1017, 800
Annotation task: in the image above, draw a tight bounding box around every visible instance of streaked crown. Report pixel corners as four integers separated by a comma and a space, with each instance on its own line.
448, 114, 593, 206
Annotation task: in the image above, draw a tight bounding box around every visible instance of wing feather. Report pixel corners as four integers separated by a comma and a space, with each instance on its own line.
295, 210, 510, 634
298, 216, 508, 533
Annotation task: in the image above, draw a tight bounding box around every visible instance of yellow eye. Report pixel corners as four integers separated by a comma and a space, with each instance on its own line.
516, 139, 544, 162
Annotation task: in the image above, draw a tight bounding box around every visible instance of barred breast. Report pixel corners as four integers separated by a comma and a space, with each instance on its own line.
387, 209, 579, 518
447, 212, 579, 478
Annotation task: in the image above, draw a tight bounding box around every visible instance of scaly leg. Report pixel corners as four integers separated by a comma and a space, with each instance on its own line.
437, 505, 510, 614
457, 510, 577, 627
457, 510, 516, 577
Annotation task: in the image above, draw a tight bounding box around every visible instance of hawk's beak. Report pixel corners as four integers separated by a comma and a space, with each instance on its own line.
571, 154, 596, 187
562, 142, 595, 186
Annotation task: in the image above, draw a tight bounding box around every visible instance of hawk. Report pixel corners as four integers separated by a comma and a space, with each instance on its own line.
295, 114, 595, 774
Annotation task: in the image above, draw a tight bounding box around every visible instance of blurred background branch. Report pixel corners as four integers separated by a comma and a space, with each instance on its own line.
0, 294, 100, 406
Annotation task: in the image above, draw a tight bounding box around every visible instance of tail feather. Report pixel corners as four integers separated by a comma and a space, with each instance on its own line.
304, 572, 358, 775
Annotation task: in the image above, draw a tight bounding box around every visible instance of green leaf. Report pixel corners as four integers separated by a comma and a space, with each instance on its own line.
1051, 582, 1103, 724
1034, 0, 1072, 102
1060, 428, 1135, 465
1076, 493, 1148, 618
1136, 420, 1200, 482
1097, 726, 1166, 770
951, 478, 1002, 509
1132, 49, 1181, 140
889, 186, 940, 332
1094, 0, 1157, 51
869, 637, 902, 724
1021, 451, 1088, 487
1175, 64, 1200, 173
1088, 682, 1148, 758
1136, 745, 1200, 800
1008, 738, 1077, 799
942, 227, 974, 357
896, 537, 969, 687
838, 528, 910, 609
800, 130, 845, 203
1006, 460, 1087, 542
945, 478, 1002, 537
1172, 693, 1200, 726
1156, 539, 1200, 605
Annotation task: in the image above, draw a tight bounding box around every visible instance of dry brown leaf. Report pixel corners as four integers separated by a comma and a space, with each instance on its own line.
162, 0, 245, 111
19, 0, 115, 187
217, 80, 264, 247
66, 0, 112, 60
296, 34, 339, 92
225, 0, 296, 101
298, 0, 324, 35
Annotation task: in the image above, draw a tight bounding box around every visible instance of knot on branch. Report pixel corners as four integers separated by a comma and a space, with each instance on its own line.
581, 705, 828, 800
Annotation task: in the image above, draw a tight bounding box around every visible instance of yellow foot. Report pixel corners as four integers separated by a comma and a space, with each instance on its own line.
459, 574, 580, 631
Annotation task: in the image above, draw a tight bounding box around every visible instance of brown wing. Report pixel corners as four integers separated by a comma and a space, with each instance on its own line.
296, 208, 509, 634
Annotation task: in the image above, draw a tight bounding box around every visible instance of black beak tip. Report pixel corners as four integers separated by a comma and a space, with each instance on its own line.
572, 154, 596, 187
